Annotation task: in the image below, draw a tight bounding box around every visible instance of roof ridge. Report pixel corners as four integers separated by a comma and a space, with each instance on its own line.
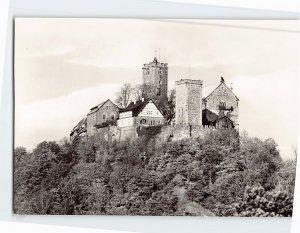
203, 79, 239, 101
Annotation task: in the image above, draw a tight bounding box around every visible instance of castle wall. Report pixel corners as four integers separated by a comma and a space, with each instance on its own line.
119, 126, 136, 141
93, 123, 236, 144
94, 125, 121, 142
158, 125, 218, 142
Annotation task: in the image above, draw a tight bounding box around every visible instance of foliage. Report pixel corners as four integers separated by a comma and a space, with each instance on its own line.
115, 83, 133, 108
14, 130, 296, 216
94, 119, 117, 129
235, 185, 293, 217
164, 89, 176, 125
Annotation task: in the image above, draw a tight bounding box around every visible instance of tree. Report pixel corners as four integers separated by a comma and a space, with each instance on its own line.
115, 83, 133, 108
13, 126, 296, 216
132, 84, 148, 101
165, 89, 176, 124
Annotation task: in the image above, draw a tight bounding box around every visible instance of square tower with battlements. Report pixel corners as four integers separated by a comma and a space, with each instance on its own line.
142, 57, 168, 106
175, 79, 203, 125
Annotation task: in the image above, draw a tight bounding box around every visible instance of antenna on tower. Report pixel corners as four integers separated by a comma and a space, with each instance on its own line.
154, 48, 158, 58
158, 48, 161, 62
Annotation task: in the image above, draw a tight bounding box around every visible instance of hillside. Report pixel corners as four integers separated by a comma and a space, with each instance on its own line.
14, 129, 296, 216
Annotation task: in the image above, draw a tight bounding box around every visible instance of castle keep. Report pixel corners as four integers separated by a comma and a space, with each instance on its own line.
70, 57, 239, 141
175, 79, 203, 126
142, 57, 168, 105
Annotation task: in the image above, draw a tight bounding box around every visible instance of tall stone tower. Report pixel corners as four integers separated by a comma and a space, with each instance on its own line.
175, 79, 203, 125
142, 57, 168, 105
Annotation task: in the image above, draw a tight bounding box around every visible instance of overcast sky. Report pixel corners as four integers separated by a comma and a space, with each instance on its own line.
14, 19, 300, 159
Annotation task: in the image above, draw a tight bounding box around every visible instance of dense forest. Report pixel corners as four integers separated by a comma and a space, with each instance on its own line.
14, 129, 296, 216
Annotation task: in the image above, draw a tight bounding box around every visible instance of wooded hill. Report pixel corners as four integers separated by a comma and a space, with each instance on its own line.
14, 129, 296, 216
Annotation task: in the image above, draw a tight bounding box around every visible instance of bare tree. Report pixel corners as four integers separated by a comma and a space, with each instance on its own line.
133, 83, 152, 101
115, 83, 133, 108
165, 89, 176, 125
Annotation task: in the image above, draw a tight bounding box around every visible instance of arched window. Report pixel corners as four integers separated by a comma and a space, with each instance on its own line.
140, 119, 147, 124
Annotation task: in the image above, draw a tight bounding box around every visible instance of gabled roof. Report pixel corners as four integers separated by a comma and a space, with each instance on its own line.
153, 57, 158, 63
87, 99, 117, 115
119, 99, 164, 117
203, 78, 239, 101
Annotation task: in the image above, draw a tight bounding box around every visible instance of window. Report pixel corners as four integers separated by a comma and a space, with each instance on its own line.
219, 101, 226, 110
106, 106, 111, 110
151, 120, 154, 125
147, 111, 152, 115
146, 70, 150, 75
111, 115, 114, 120
140, 119, 146, 124
103, 115, 106, 120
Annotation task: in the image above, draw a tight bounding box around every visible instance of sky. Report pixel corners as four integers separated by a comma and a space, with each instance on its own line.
14, 19, 300, 159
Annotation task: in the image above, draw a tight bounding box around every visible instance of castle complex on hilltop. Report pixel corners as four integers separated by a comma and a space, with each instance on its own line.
70, 57, 239, 140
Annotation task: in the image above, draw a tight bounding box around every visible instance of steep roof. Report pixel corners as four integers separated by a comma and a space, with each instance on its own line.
87, 99, 116, 115
119, 99, 164, 117
203, 77, 239, 101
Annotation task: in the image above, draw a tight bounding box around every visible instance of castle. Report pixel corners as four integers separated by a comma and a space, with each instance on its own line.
70, 57, 239, 140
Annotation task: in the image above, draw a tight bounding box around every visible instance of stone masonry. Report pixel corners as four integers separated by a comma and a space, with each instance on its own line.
142, 57, 168, 105
175, 79, 203, 126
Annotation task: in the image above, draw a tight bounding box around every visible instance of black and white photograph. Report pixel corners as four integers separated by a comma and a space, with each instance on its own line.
13, 18, 298, 216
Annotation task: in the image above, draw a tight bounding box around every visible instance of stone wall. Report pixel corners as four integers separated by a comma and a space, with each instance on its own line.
94, 125, 121, 142
158, 124, 220, 142
94, 123, 236, 144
